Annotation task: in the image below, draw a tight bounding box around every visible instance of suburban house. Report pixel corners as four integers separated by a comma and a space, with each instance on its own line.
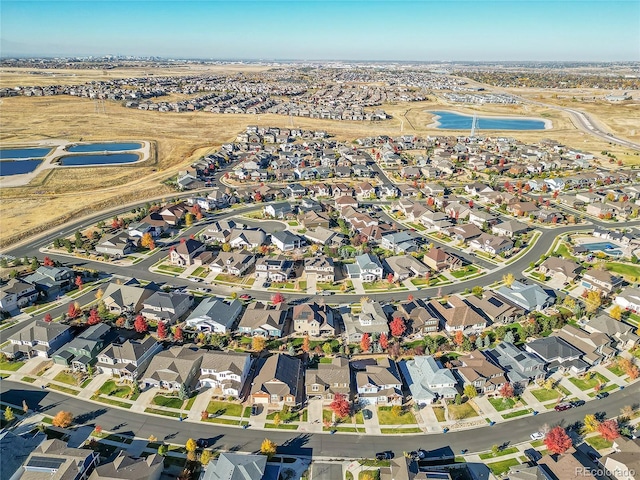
201, 453, 267, 480
170, 239, 206, 266
453, 350, 508, 395
422, 247, 462, 272
209, 250, 256, 276
380, 231, 418, 254
398, 299, 440, 334
581, 269, 624, 296
159, 203, 188, 226
0, 278, 38, 312
427, 296, 487, 334
53, 323, 114, 372
485, 341, 546, 388
525, 336, 589, 374
355, 357, 403, 406
184, 297, 244, 333
495, 281, 554, 312
249, 354, 304, 408
602, 437, 640, 480
585, 314, 639, 350
468, 210, 498, 228
292, 302, 339, 336
305, 356, 351, 401
271, 231, 305, 252
491, 220, 529, 238
346, 253, 384, 282
96, 336, 162, 381
237, 302, 288, 337
446, 224, 483, 242
23, 266, 74, 298
254, 256, 294, 282
304, 227, 345, 247
343, 299, 390, 342
202, 220, 236, 243
469, 233, 514, 256
198, 351, 251, 397
95, 232, 138, 258
304, 256, 336, 283
141, 345, 203, 391
539, 257, 582, 283
614, 286, 640, 312
383, 255, 430, 282
228, 228, 267, 249
88, 451, 163, 480
3, 320, 72, 359
100, 280, 158, 315
264, 203, 293, 219
550, 324, 616, 366
399, 355, 458, 406
465, 291, 524, 324
141, 291, 194, 324
0, 430, 47, 480
299, 211, 331, 229
18, 439, 99, 480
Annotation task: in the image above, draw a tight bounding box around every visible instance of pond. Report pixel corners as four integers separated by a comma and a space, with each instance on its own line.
0, 159, 43, 176
0, 148, 52, 159
430, 111, 547, 130
59, 153, 140, 166
66, 142, 142, 153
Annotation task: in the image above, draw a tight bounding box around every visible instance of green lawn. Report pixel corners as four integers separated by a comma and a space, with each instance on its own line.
47, 384, 79, 395
607, 363, 626, 377
377, 407, 417, 425
432, 407, 446, 422
0, 360, 25, 371
185, 395, 197, 410
152, 395, 184, 409
447, 402, 479, 420
488, 397, 518, 412
568, 372, 610, 391
450, 265, 480, 279
380, 427, 422, 434
531, 389, 560, 403
502, 409, 531, 419
486, 458, 521, 476
91, 395, 132, 408
144, 407, 182, 418
22, 376, 37, 383
557, 384, 571, 396
205, 418, 242, 426
555, 243, 576, 260
265, 423, 299, 430
206, 400, 243, 417
191, 266, 209, 278
585, 436, 613, 450
157, 264, 186, 274
530, 440, 544, 448
98, 380, 132, 398
587, 383, 620, 397
606, 262, 640, 280
479, 447, 519, 460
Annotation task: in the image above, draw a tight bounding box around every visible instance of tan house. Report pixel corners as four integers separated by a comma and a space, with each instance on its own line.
249, 354, 304, 408
305, 356, 351, 401
292, 302, 339, 336
422, 247, 462, 272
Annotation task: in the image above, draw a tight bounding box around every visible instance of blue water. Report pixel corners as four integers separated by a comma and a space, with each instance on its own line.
583, 242, 623, 256
0, 159, 43, 176
430, 111, 546, 130
60, 153, 140, 166
67, 142, 142, 152
0, 148, 52, 159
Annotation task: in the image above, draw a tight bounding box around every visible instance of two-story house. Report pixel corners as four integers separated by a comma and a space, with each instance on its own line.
237, 302, 288, 337
427, 296, 487, 334
399, 355, 458, 406
249, 354, 304, 408
355, 357, 403, 406
525, 336, 589, 374
141, 291, 194, 324
23, 266, 74, 298
305, 356, 351, 402
495, 281, 554, 312
228, 228, 267, 250
485, 341, 546, 389
346, 253, 384, 282
141, 345, 203, 392
270, 231, 305, 252
209, 251, 256, 276
254, 256, 294, 283
0, 278, 38, 312
100, 280, 158, 316
551, 325, 616, 366
3, 320, 72, 359
343, 299, 390, 343
292, 302, 339, 337
96, 336, 162, 381
198, 351, 252, 397
422, 247, 462, 272
304, 256, 336, 283
170, 239, 206, 266
453, 350, 508, 395
53, 323, 114, 372
581, 269, 624, 296
184, 297, 244, 334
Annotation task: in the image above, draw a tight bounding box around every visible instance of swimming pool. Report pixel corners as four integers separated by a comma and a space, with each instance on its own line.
582, 242, 623, 256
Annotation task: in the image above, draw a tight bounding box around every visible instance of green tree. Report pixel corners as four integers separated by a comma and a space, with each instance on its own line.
158, 444, 168, 456
4, 406, 15, 422
464, 384, 477, 399
322, 342, 333, 356
178, 383, 189, 401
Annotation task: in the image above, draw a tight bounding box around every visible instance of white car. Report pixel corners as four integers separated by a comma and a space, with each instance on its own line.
530, 432, 544, 441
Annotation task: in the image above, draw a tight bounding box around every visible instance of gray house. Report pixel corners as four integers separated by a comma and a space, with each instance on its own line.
141, 291, 194, 324
201, 453, 267, 480
3, 320, 72, 359
184, 297, 243, 334
23, 266, 74, 298
496, 281, 554, 312
485, 341, 546, 388
525, 336, 589, 374
346, 253, 384, 282
399, 356, 458, 406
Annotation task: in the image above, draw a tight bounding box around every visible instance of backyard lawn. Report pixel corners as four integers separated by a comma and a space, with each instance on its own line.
605, 262, 640, 280
206, 400, 243, 417
568, 372, 610, 391
152, 394, 184, 409
377, 407, 417, 425
98, 380, 132, 398
585, 436, 613, 450
447, 402, 479, 420
531, 389, 560, 403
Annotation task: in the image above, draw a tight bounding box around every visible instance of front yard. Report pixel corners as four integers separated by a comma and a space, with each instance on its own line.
377, 406, 417, 425
53, 371, 83, 386
156, 263, 186, 275
530, 388, 560, 403
450, 265, 480, 279
447, 402, 479, 420
98, 380, 133, 399
488, 397, 527, 412
206, 400, 244, 417
363, 281, 407, 292
568, 372, 610, 391
152, 394, 184, 409
0, 359, 25, 371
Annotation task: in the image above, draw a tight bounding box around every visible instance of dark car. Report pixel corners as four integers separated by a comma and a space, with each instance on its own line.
362, 409, 372, 420
524, 448, 542, 463
571, 400, 586, 407
376, 451, 394, 460
196, 438, 208, 448
596, 392, 609, 400
251, 404, 259, 415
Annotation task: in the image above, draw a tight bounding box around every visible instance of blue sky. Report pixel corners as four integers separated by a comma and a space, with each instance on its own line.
1, 1, 638, 61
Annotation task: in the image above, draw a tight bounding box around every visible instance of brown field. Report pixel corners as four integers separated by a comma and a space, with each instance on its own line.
1, 72, 638, 248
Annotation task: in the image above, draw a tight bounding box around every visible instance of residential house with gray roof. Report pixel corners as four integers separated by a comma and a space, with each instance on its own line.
453, 350, 508, 395
584, 314, 639, 350
249, 354, 304, 407
201, 452, 267, 480
292, 302, 339, 337
469, 233, 513, 256
198, 351, 252, 397
427, 296, 487, 334
141, 291, 193, 324
346, 253, 384, 282
465, 291, 524, 324
304, 255, 336, 282
170, 238, 206, 266
141, 345, 203, 391
525, 336, 589, 374
305, 356, 351, 401
399, 356, 458, 406
270, 231, 305, 252
96, 336, 162, 381
22, 266, 74, 298
380, 231, 418, 254
184, 297, 243, 334
53, 323, 114, 372
485, 342, 546, 389
491, 220, 529, 238
539, 257, 582, 283
237, 302, 288, 337
96, 232, 139, 258
551, 324, 616, 366
209, 250, 256, 276
343, 299, 389, 342
303, 227, 345, 247
16, 438, 99, 480
383, 255, 430, 282
100, 280, 158, 316
254, 256, 294, 282
228, 228, 267, 249
88, 452, 163, 480
0, 430, 46, 480
355, 357, 403, 405
3, 320, 72, 360
581, 269, 624, 296
0, 278, 38, 312
397, 299, 440, 334
496, 281, 554, 312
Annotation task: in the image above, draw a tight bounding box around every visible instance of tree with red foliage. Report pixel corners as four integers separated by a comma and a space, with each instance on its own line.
499, 382, 515, 399
174, 326, 184, 342
504, 181, 512, 192
271, 292, 285, 305
407, 294, 414, 302
134, 314, 148, 333
157, 321, 167, 340
379, 333, 389, 350
329, 393, 351, 419
553, 191, 559, 199
360, 333, 371, 353
598, 419, 620, 441
43, 313, 53, 323
254, 192, 263, 203
75, 276, 83, 291
192, 204, 203, 220
87, 309, 101, 326
390, 316, 406, 338
43, 256, 54, 267
386, 273, 394, 284
453, 330, 464, 347
67, 302, 80, 319
544, 426, 572, 455
94, 425, 102, 435
468, 200, 474, 208
111, 217, 120, 229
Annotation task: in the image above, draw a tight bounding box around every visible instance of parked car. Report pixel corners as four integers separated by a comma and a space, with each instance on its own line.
571, 400, 586, 407
376, 451, 393, 460
251, 404, 259, 415
554, 403, 572, 412
409, 449, 427, 460
196, 438, 208, 448
596, 392, 609, 400
239, 294, 252, 300
362, 409, 372, 420
530, 432, 544, 441
524, 448, 542, 463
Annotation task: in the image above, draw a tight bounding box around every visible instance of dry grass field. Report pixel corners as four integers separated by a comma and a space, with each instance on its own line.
1, 67, 638, 248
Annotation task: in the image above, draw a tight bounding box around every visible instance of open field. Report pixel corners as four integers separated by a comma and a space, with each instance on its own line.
1, 70, 638, 247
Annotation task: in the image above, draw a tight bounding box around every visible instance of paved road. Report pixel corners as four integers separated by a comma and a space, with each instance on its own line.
2, 379, 638, 457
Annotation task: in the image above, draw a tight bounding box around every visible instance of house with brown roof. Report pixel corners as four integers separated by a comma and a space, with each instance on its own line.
581, 269, 624, 295
428, 296, 487, 334
305, 356, 351, 401
237, 302, 288, 337
446, 224, 483, 242
508, 201, 539, 217
539, 257, 582, 283
398, 299, 440, 334
355, 357, 403, 405
304, 256, 336, 283
141, 345, 203, 392
602, 437, 640, 480
159, 203, 188, 226
292, 302, 339, 337
551, 324, 616, 366
170, 238, 206, 266
465, 290, 524, 324
249, 354, 304, 407
422, 247, 462, 272
454, 350, 507, 395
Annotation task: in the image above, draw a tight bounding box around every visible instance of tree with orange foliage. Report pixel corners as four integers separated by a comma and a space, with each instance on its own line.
379, 333, 389, 350
302, 335, 310, 353
75, 275, 83, 291
598, 419, 620, 441
360, 333, 371, 353
386, 273, 394, 284
87, 309, 101, 326
192, 204, 203, 220
499, 382, 515, 399
453, 330, 464, 347
140, 233, 155, 250
134, 314, 148, 333
174, 326, 183, 342
329, 393, 351, 419
390, 316, 406, 338
52, 411, 73, 428
544, 426, 572, 455
407, 294, 414, 302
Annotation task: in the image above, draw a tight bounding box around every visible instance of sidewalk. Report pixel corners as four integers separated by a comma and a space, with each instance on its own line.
186, 389, 212, 421
78, 373, 110, 400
